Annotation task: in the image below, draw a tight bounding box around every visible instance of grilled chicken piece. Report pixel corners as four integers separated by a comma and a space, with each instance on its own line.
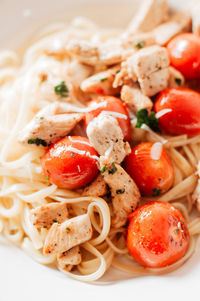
43, 214, 92, 255
66, 39, 123, 66
80, 66, 120, 95
57, 246, 81, 271
132, 45, 169, 78
139, 67, 169, 96
121, 32, 155, 50
152, 12, 192, 45
130, 45, 170, 96
30, 202, 69, 229
121, 84, 153, 113
168, 66, 185, 88
190, 2, 200, 36
81, 174, 108, 197
86, 113, 131, 164
127, 0, 168, 34
100, 158, 141, 228
18, 102, 83, 146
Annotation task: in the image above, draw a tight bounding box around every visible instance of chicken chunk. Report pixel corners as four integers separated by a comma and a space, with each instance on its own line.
152, 13, 192, 45
81, 174, 108, 197
86, 113, 131, 164
190, 2, 200, 36
127, 0, 168, 34
121, 84, 153, 113
100, 158, 141, 228
57, 246, 81, 271
30, 202, 69, 229
129, 45, 169, 96
66, 39, 123, 66
43, 214, 92, 255
132, 45, 169, 79
121, 32, 155, 50
18, 102, 83, 146
139, 67, 169, 96
80, 66, 120, 95
168, 66, 185, 88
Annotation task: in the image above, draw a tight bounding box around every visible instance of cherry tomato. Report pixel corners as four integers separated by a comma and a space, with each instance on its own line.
84, 96, 131, 141
127, 201, 190, 268
154, 88, 200, 136
42, 136, 99, 189
124, 142, 174, 196
167, 33, 200, 80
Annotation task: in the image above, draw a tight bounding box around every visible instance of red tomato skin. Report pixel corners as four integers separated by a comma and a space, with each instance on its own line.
42, 136, 99, 189
124, 142, 174, 196
167, 33, 200, 80
154, 88, 200, 136
84, 96, 131, 141
127, 202, 190, 268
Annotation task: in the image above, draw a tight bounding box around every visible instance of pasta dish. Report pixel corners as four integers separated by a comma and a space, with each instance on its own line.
1, 0, 200, 283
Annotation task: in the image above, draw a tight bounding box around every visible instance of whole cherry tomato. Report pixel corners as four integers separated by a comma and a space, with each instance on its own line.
154, 88, 200, 136
127, 201, 190, 268
124, 142, 174, 197
167, 33, 200, 80
42, 136, 99, 189
84, 96, 131, 141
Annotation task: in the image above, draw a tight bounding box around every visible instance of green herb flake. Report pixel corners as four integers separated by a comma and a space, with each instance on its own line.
116, 70, 120, 74
70, 152, 75, 157
53, 219, 58, 223
136, 109, 160, 133
100, 166, 107, 173
46, 176, 49, 181
175, 78, 182, 86
135, 41, 145, 49
40, 116, 44, 120
99, 78, 107, 82
108, 163, 117, 175
66, 227, 71, 231
116, 188, 125, 194
174, 228, 180, 234
27, 138, 47, 147
54, 81, 69, 98
152, 187, 162, 197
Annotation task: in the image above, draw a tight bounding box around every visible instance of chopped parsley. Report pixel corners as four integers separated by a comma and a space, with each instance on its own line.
27, 138, 47, 147
46, 176, 49, 181
70, 152, 75, 157
116, 188, 125, 194
136, 109, 160, 133
115, 70, 120, 74
108, 163, 117, 175
40, 116, 44, 120
53, 219, 58, 223
135, 41, 145, 49
100, 166, 107, 173
152, 188, 162, 197
175, 78, 182, 86
66, 227, 71, 231
54, 81, 69, 97
99, 78, 107, 82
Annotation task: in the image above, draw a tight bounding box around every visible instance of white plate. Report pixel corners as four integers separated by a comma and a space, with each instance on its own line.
0, 0, 200, 300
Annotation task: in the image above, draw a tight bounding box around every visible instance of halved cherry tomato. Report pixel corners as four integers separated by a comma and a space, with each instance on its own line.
154, 88, 200, 136
42, 136, 99, 189
84, 96, 131, 141
127, 201, 190, 268
124, 142, 174, 196
167, 33, 200, 80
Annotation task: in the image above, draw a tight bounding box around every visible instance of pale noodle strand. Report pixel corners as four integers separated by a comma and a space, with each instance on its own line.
22, 237, 56, 264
